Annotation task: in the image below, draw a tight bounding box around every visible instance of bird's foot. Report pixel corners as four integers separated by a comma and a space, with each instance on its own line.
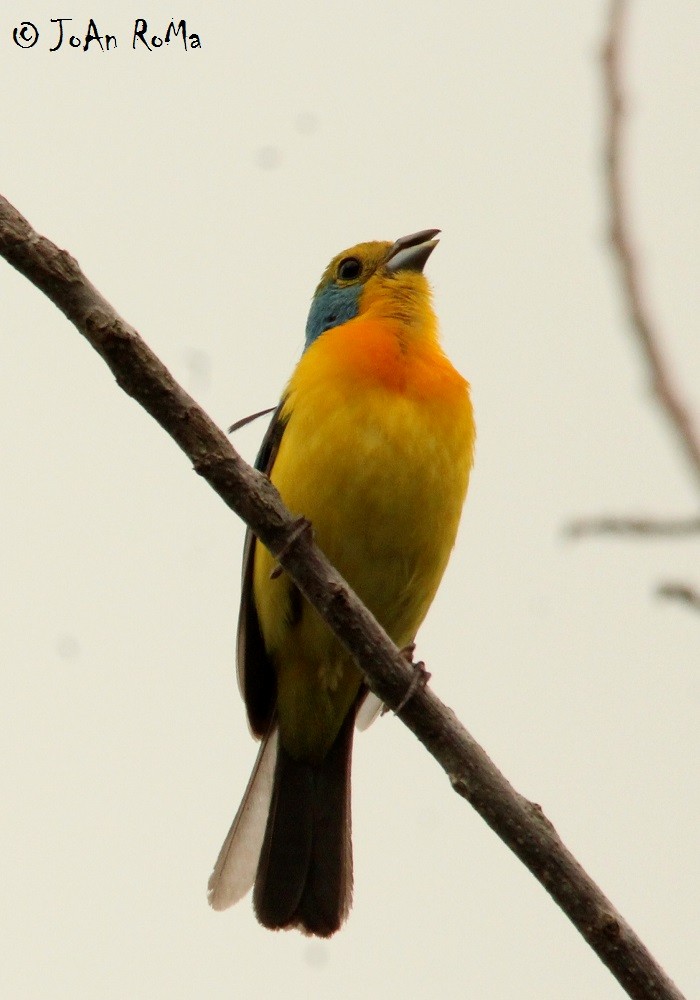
392, 645, 431, 715
270, 516, 313, 579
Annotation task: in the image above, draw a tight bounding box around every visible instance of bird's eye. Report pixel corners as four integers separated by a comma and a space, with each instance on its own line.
337, 257, 362, 281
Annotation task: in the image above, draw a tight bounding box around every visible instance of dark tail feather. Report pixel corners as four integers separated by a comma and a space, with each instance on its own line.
253, 709, 355, 937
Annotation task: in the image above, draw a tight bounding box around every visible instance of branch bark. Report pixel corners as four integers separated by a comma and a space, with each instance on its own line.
0, 193, 686, 1000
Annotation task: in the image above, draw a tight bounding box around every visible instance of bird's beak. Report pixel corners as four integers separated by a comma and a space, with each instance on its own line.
385, 229, 440, 274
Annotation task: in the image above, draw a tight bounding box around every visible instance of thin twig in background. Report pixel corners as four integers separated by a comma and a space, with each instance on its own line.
603, 0, 700, 488
0, 192, 686, 1000
566, 515, 700, 538
568, 0, 699, 612
657, 583, 700, 612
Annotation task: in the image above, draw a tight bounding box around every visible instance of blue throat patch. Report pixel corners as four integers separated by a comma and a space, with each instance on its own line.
304, 283, 362, 350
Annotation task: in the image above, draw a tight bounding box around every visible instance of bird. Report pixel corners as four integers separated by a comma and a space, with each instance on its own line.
207, 229, 475, 936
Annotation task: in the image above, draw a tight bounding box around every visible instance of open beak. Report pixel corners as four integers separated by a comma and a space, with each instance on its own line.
385, 228, 440, 274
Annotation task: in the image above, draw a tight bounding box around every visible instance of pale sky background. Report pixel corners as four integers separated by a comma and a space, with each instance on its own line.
1, 2, 698, 998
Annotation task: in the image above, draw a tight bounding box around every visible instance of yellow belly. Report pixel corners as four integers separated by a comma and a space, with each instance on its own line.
253, 322, 474, 760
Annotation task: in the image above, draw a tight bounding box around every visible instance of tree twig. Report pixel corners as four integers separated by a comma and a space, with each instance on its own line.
566, 515, 700, 538
0, 193, 686, 1000
567, 2, 699, 614
658, 583, 700, 611
602, 0, 700, 489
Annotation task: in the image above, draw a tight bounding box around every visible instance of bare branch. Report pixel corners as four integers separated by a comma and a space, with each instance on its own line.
0, 193, 686, 1000
602, 0, 700, 489
567, 2, 700, 612
566, 515, 700, 538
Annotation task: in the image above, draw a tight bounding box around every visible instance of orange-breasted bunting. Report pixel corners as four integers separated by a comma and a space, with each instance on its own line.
208, 230, 475, 936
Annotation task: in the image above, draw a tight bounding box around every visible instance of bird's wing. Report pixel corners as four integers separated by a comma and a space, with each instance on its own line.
236, 400, 288, 737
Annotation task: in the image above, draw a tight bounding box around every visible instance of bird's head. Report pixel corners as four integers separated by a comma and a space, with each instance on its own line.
304, 229, 440, 349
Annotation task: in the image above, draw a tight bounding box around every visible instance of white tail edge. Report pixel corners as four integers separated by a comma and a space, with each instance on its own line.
207, 726, 278, 911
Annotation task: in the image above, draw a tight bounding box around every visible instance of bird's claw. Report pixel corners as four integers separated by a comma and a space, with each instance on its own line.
393, 646, 431, 715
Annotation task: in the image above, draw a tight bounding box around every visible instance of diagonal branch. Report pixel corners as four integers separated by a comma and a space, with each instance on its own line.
0, 193, 686, 1000
603, 0, 700, 489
